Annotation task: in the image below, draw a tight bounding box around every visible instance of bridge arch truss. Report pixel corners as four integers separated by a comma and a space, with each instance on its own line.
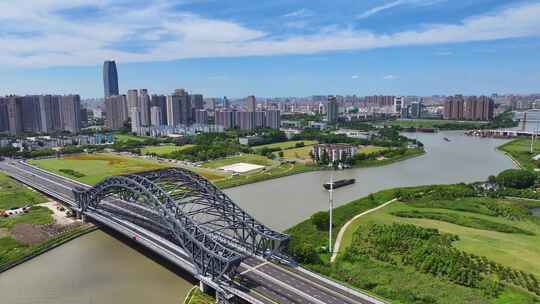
74, 167, 289, 282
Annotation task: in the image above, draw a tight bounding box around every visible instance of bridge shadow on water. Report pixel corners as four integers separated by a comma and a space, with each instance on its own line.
97, 224, 199, 286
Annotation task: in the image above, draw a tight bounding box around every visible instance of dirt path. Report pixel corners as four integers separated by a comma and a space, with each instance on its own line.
330, 198, 398, 263
38, 201, 77, 226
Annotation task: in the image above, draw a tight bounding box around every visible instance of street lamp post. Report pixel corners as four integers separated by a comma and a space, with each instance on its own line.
328, 172, 334, 254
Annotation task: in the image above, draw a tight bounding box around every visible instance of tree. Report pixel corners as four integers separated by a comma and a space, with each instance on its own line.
278, 151, 284, 158
487, 175, 497, 184
496, 169, 536, 189
311, 211, 330, 231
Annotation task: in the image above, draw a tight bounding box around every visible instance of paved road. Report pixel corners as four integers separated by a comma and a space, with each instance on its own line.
0, 159, 385, 304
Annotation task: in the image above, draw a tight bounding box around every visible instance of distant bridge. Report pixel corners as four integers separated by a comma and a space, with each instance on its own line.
0, 160, 385, 304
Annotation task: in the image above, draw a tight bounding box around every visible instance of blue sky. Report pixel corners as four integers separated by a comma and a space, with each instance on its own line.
0, 0, 539, 98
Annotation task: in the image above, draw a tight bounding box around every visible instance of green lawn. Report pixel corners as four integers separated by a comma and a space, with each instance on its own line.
28, 153, 171, 185
253, 140, 318, 150
0, 174, 57, 270
183, 287, 214, 304
340, 198, 540, 278
279, 146, 314, 161
357, 145, 387, 155
215, 162, 319, 189
498, 138, 540, 171
142, 144, 195, 156
287, 186, 540, 304
0, 173, 47, 210
201, 154, 275, 169
114, 133, 149, 143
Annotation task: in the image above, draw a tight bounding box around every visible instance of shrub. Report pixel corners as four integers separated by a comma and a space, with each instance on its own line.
496, 169, 536, 189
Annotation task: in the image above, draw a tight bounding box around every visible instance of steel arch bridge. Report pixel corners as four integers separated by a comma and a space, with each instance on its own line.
74, 167, 289, 282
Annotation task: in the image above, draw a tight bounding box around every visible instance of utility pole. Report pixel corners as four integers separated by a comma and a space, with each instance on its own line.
531, 120, 539, 154
328, 172, 334, 254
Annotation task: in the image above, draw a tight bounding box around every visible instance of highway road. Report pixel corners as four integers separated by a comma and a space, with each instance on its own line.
0, 159, 385, 304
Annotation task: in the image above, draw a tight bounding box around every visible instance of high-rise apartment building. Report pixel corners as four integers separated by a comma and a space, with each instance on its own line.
131, 107, 141, 133
246, 95, 256, 112
215, 110, 235, 129
103, 60, 119, 97
195, 109, 208, 125
0, 98, 8, 133
254, 111, 265, 129
105, 95, 128, 129
445, 95, 494, 121
326, 96, 339, 123
21, 96, 42, 133
59, 95, 81, 133
393, 96, 405, 114
265, 110, 281, 129
127, 89, 138, 119
151, 95, 167, 125
150, 106, 163, 127
166, 89, 191, 126
235, 111, 255, 130
138, 89, 151, 126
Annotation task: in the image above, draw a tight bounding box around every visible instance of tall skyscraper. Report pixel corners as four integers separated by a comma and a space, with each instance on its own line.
327, 96, 339, 123
103, 60, 119, 97
105, 95, 128, 129
223, 96, 230, 109
246, 95, 256, 112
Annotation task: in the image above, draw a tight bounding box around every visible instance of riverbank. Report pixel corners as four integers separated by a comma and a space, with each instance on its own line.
0, 224, 97, 273
498, 138, 538, 172
182, 286, 214, 304
26, 147, 425, 190
286, 184, 540, 304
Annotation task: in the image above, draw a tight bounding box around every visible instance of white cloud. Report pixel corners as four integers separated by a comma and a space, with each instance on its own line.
283, 8, 313, 18
351, 75, 360, 79
0, 1, 539, 67
357, 0, 444, 19
383, 75, 398, 80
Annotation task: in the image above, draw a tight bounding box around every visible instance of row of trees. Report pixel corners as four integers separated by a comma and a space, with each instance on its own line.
347, 223, 540, 296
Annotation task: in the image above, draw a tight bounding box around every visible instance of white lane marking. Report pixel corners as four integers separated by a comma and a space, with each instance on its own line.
240, 261, 269, 275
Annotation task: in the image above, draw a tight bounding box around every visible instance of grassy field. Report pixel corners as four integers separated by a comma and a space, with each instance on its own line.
385, 119, 486, 129
0, 173, 47, 210
183, 287, 214, 304
279, 146, 314, 161
201, 154, 275, 169
498, 138, 540, 171
114, 133, 149, 143
287, 185, 540, 304
142, 144, 195, 156
215, 162, 319, 189
253, 140, 318, 150
357, 145, 387, 155
0, 173, 59, 270
339, 198, 540, 277
28, 153, 170, 185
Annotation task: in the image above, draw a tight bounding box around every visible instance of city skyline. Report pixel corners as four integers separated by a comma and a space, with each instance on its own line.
0, 1, 539, 97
